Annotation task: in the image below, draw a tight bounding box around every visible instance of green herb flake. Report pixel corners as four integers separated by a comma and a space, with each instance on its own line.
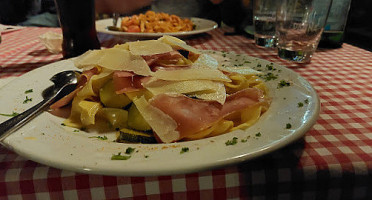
73, 130, 79, 132
260, 72, 278, 81
145, 155, 149, 158
111, 152, 131, 160
23, 96, 32, 104
298, 102, 304, 107
304, 99, 309, 104
286, 123, 292, 129
255, 132, 262, 137
25, 89, 33, 94
125, 147, 136, 155
241, 139, 248, 143
89, 135, 108, 140
225, 137, 238, 146
266, 64, 274, 70
61, 123, 66, 126
0, 112, 19, 117
278, 80, 291, 88
180, 147, 189, 154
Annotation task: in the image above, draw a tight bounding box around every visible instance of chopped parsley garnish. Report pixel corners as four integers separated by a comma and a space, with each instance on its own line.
125, 147, 136, 154
23, 96, 32, 104
111, 152, 131, 160
255, 132, 262, 137
25, 89, 33, 94
73, 130, 80, 132
0, 112, 19, 117
144, 155, 149, 158
266, 64, 274, 70
225, 137, 238, 146
260, 72, 278, 81
180, 147, 189, 154
298, 102, 304, 107
89, 136, 108, 140
241, 139, 248, 143
286, 123, 292, 129
304, 99, 309, 104
61, 123, 66, 126
278, 80, 291, 88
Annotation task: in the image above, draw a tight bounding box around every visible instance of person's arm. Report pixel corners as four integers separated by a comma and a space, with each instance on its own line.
95, 0, 153, 14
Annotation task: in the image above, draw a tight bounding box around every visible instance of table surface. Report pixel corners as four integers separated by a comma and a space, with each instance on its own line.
1, 27, 371, 200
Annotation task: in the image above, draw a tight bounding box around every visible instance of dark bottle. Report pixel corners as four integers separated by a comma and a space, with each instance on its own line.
54, 0, 101, 58
318, 0, 352, 48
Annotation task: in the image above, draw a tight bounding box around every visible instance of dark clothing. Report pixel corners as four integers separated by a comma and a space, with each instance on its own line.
0, 0, 58, 26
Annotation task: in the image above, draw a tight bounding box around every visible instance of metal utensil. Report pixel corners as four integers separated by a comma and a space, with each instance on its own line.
0, 70, 80, 141
113, 13, 120, 27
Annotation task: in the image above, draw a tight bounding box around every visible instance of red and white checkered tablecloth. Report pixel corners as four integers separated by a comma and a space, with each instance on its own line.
1, 27, 372, 199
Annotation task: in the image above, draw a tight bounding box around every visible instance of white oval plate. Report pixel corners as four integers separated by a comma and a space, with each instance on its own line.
0, 51, 320, 176
96, 17, 218, 39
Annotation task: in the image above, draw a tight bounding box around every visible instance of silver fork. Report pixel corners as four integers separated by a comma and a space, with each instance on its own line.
113, 13, 120, 27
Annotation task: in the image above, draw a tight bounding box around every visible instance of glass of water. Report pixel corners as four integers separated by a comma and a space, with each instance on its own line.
253, 0, 278, 48
276, 0, 332, 63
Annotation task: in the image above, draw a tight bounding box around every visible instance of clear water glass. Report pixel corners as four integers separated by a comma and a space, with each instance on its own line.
276, 0, 333, 63
253, 0, 278, 48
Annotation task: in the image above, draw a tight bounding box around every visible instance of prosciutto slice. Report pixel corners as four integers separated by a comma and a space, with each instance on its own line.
149, 87, 266, 142
50, 67, 99, 109
113, 71, 148, 94
142, 51, 190, 70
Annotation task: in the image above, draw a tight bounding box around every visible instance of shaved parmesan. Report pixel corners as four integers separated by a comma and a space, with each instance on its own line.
144, 79, 226, 104
193, 54, 219, 69
113, 43, 130, 50
73, 48, 152, 76
219, 66, 262, 75
190, 82, 226, 104
133, 96, 179, 143
153, 67, 231, 82
74, 50, 105, 68
158, 35, 201, 55
128, 40, 173, 55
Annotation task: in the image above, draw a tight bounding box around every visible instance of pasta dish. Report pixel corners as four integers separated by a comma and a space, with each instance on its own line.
51, 36, 270, 143
119, 11, 194, 33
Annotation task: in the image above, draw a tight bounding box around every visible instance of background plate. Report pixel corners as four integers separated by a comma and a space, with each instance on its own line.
0, 51, 320, 176
96, 17, 218, 39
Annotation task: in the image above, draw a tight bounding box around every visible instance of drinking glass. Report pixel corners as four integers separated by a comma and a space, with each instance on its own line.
54, 0, 101, 59
276, 0, 332, 63
253, 0, 277, 48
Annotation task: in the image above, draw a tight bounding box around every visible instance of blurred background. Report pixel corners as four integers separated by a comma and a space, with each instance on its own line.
343, 0, 372, 51
0, 0, 371, 51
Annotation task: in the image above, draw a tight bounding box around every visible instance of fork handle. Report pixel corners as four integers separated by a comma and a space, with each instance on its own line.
0, 98, 53, 141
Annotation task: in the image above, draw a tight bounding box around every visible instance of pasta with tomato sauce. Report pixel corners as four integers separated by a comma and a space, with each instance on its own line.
120, 11, 194, 33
